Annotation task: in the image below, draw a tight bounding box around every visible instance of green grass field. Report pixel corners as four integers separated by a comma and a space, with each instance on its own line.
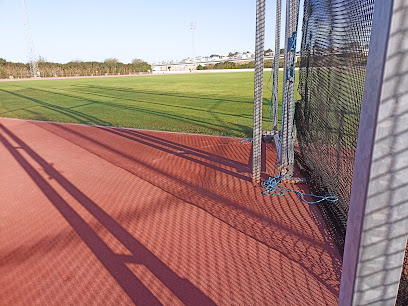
0, 71, 299, 137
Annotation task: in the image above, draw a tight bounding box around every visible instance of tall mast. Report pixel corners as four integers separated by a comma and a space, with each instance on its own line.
22, 0, 39, 77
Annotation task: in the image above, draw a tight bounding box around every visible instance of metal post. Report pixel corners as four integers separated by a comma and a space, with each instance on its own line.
190, 22, 196, 67
280, 0, 300, 177
272, 0, 283, 160
252, 0, 266, 185
339, 0, 408, 305
21, 0, 39, 78
272, 0, 282, 131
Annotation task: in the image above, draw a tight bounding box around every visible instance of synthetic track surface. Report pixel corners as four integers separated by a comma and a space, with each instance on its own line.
0, 118, 341, 305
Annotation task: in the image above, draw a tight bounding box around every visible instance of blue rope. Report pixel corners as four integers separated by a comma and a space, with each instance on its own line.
240, 138, 253, 144
260, 29, 338, 205
261, 175, 338, 204
280, 33, 298, 150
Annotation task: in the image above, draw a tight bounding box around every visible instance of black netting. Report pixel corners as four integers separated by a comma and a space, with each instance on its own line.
295, 0, 407, 303
296, 0, 374, 254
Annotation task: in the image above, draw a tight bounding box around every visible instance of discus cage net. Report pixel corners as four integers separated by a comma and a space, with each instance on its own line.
253, 0, 407, 303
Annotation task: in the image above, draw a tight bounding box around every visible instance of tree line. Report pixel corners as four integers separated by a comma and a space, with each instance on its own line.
0, 58, 151, 79
197, 58, 300, 70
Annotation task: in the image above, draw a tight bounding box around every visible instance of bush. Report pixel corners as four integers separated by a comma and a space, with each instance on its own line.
0, 67, 8, 79
213, 61, 236, 69
0, 59, 151, 78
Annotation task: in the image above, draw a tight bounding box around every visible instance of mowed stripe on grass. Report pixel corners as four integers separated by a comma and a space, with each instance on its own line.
0, 72, 299, 137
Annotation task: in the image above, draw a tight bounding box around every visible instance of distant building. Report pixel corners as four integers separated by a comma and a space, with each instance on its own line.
150, 51, 286, 73
152, 63, 196, 73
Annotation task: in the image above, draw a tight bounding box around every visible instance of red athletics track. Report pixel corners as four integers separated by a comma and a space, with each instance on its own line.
0, 118, 342, 305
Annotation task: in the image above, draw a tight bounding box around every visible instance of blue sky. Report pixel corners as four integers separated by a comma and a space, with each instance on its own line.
0, 0, 303, 64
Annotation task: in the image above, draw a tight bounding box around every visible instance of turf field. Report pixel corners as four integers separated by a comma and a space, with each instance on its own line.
0, 71, 299, 137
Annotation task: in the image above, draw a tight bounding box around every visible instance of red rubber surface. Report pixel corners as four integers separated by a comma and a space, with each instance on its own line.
0, 118, 342, 305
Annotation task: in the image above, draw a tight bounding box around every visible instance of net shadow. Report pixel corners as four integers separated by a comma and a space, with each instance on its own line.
0, 117, 343, 305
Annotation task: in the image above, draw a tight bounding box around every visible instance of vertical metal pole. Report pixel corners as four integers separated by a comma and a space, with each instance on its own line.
190, 22, 196, 67
252, 0, 266, 185
21, 0, 39, 78
280, 0, 299, 177
272, 0, 282, 131
281, 0, 291, 173
339, 0, 408, 305
273, 0, 282, 160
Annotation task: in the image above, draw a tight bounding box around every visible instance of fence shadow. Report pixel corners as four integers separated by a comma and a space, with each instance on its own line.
33, 120, 343, 298
0, 123, 215, 305
0, 113, 346, 304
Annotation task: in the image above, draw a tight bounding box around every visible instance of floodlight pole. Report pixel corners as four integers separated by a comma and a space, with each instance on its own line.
21, 0, 39, 78
252, 0, 266, 184
339, 0, 408, 304
190, 22, 196, 67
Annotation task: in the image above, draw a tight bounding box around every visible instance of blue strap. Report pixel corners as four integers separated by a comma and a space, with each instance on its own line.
240, 138, 253, 144
261, 176, 338, 204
